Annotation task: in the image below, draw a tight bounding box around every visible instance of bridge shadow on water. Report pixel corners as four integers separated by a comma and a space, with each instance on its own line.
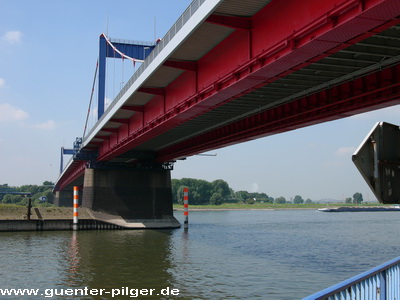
62, 230, 177, 294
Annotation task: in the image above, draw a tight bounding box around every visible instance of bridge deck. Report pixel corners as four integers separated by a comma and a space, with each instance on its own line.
57, 0, 400, 191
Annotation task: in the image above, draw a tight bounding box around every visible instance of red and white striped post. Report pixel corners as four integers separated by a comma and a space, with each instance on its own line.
183, 187, 189, 229
73, 186, 79, 231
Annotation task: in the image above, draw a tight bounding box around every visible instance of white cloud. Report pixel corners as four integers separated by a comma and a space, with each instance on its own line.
336, 146, 356, 156
35, 120, 55, 130
0, 103, 29, 122
0, 78, 5, 88
2, 30, 22, 44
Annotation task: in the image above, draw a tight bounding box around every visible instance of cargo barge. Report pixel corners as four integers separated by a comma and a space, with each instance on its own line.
318, 206, 400, 212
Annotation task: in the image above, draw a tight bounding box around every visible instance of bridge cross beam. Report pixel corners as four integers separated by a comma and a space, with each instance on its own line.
98, 34, 157, 119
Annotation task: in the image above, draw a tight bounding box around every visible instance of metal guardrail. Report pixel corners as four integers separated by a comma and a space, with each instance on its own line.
84, 0, 206, 142
303, 256, 400, 300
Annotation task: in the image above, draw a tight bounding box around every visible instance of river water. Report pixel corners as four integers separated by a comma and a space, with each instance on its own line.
0, 209, 400, 299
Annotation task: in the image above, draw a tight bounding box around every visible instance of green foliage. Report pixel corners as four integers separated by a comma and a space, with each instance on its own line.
2, 194, 24, 204
353, 192, 363, 204
0, 184, 14, 202
293, 195, 304, 204
174, 178, 213, 205
233, 190, 273, 203
212, 179, 231, 199
0, 181, 55, 206
274, 196, 286, 204
172, 178, 232, 205
172, 178, 277, 205
245, 198, 255, 204
176, 185, 187, 205
210, 192, 224, 205
171, 179, 180, 203
3, 178, 367, 210
234, 190, 250, 202
173, 201, 385, 210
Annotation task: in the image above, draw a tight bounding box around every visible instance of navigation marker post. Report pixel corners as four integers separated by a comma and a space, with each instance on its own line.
183, 187, 189, 229
73, 186, 79, 231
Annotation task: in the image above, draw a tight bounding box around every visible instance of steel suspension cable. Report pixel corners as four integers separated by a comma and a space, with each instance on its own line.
83, 60, 99, 138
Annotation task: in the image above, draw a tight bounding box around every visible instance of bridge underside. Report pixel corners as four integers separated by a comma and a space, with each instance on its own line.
55, 0, 400, 218
86, 0, 400, 164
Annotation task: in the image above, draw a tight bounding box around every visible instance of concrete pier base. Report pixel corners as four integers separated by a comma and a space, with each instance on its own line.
81, 168, 180, 228
85, 208, 181, 229
0, 207, 180, 231
55, 187, 83, 207
54, 189, 73, 207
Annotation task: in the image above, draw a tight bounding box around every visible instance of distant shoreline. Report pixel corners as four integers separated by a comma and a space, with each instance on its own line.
173, 203, 384, 211
174, 208, 276, 211
173, 206, 392, 212
0, 204, 387, 220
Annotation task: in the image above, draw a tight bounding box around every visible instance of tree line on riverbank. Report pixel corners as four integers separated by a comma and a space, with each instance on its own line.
172, 178, 364, 205
0, 182, 54, 206
172, 178, 308, 205
0, 178, 364, 207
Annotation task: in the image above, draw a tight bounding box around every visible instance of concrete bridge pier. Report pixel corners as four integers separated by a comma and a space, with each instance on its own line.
54, 187, 81, 207
81, 167, 180, 228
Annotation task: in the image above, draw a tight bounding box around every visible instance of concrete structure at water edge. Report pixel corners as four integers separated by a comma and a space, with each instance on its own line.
0, 206, 180, 231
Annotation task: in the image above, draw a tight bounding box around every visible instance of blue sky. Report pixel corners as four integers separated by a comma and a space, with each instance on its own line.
1, 0, 399, 202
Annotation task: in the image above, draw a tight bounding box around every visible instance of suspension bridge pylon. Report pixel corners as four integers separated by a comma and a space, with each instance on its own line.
98, 34, 156, 119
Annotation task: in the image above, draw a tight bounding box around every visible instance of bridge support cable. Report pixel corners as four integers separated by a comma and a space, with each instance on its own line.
97, 34, 156, 120
83, 60, 99, 139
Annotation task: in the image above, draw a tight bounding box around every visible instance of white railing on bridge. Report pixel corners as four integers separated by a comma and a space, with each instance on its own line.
84, 0, 207, 143
303, 256, 400, 300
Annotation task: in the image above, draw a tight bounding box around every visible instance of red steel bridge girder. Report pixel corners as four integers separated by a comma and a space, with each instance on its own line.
157, 64, 400, 162
57, 161, 86, 191
95, 0, 400, 163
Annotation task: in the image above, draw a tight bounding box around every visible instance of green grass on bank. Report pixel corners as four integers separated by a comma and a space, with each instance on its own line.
0, 202, 388, 212
173, 202, 386, 210
0, 204, 25, 208
0, 205, 91, 220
